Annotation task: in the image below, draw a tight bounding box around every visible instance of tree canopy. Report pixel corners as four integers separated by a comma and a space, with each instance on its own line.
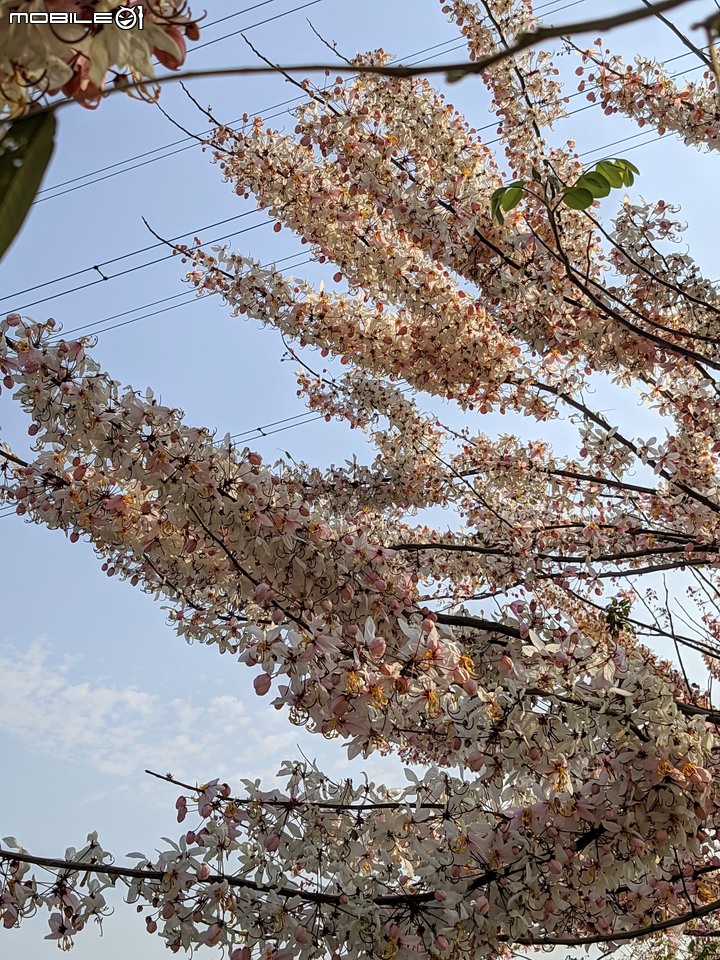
2, 1, 720, 958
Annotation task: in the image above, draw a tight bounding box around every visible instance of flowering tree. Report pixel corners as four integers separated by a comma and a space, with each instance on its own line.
0, 1, 200, 258
3, 0, 720, 957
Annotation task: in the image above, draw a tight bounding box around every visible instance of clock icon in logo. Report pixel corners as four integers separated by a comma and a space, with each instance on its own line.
114, 6, 142, 30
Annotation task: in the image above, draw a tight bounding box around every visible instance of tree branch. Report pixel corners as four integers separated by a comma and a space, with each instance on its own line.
640, 0, 713, 66
26, 0, 698, 117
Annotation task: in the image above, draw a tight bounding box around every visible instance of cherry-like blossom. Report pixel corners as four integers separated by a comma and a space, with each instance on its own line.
0, 1, 200, 116
2, 1, 720, 957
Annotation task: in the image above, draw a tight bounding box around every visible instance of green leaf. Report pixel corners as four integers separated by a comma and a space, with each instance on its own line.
490, 186, 506, 224
595, 160, 624, 189
562, 187, 594, 210
610, 158, 636, 186
613, 157, 639, 175
575, 171, 611, 199
499, 185, 524, 212
0, 112, 56, 261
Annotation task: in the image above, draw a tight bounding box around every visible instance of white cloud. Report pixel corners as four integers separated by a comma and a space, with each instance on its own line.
0, 639, 298, 787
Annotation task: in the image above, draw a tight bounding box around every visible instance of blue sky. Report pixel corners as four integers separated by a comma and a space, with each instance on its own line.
0, 1, 716, 956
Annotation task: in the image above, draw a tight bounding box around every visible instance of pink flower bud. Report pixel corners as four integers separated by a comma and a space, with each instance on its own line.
368, 636, 386, 658
196, 863, 211, 881
253, 673, 272, 696
468, 750, 484, 771
254, 583, 271, 602
264, 833, 280, 851
229, 949, 251, 960
548, 859, 563, 874
474, 896, 490, 915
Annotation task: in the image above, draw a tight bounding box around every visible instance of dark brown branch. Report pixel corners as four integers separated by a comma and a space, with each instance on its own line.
639, 0, 713, 66
0, 847, 435, 908
144, 769, 448, 813
24, 0, 697, 118
515, 894, 720, 946
435, 613, 519, 639
0, 449, 29, 470
545, 468, 660, 498
391, 540, 696, 566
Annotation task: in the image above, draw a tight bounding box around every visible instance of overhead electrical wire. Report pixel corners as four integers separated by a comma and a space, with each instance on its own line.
2, 37, 482, 310
5, 46, 705, 313
197, 0, 290, 35
4, 216, 275, 314
47, 249, 312, 342
189, 0, 324, 53
0, 0, 711, 514
34, 0, 593, 204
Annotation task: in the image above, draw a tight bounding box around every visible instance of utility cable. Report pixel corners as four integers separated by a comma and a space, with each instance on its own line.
34, 0, 594, 204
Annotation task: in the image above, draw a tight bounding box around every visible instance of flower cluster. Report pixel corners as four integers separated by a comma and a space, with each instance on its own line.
575, 42, 720, 152
3, 0, 720, 956
4, 721, 720, 959
0, 1, 199, 116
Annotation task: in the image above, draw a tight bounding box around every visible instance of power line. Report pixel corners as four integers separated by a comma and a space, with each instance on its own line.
0, 410, 327, 521
7, 45, 702, 311
4, 215, 274, 314
47, 250, 312, 342
34, 0, 593, 204
197, 0, 287, 37
34, 35, 473, 204
1, 209, 266, 304
190, 0, 324, 53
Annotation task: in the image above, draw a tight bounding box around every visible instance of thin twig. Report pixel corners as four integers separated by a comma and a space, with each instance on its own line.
23, 0, 698, 117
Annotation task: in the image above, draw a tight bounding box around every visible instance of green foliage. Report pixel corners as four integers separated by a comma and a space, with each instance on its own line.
573, 171, 611, 199
490, 180, 525, 223
688, 939, 720, 960
0, 112, 56, 261
490, 157, 639, 222
562, 186, 595, 210
568, 157, 639, 209
605, 596, 637, 640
